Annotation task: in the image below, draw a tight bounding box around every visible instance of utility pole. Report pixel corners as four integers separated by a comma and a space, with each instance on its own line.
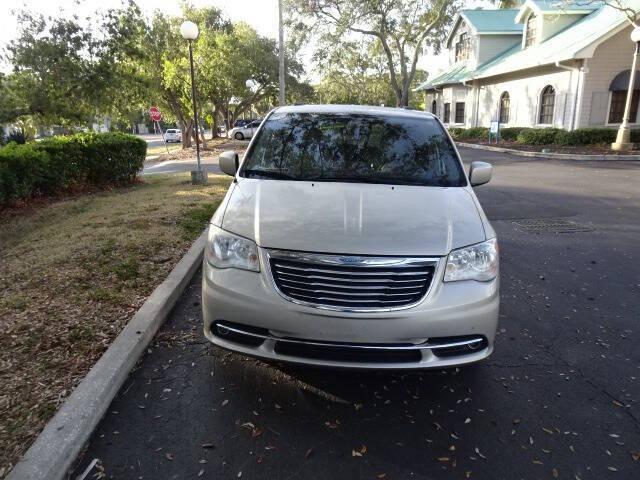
278, 0, 285, 106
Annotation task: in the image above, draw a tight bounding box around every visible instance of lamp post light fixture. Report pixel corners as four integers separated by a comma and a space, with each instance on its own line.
180, 20, 207, 184
612, 26, 640, 151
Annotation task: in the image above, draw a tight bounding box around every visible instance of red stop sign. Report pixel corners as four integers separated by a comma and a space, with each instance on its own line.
149, 106, 162, 122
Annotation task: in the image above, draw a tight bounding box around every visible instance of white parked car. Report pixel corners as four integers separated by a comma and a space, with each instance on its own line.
203, 105, 499, 370
164, 129, 182, 143
228, 120, 262, 140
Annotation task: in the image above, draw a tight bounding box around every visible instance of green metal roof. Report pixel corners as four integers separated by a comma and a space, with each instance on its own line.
461, 9, 522, 33
415, 64, 473, 91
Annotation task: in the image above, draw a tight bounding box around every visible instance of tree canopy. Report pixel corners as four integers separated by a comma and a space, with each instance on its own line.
286, 0, 459, 107
314, 39, 426, 108
1, 2, 312, 145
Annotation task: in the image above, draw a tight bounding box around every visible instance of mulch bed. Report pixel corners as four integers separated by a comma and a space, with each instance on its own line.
459, 139, 640, 155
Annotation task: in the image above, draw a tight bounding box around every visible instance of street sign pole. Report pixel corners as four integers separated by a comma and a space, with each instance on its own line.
157, 121, 169, 154
149, 107, 169, 154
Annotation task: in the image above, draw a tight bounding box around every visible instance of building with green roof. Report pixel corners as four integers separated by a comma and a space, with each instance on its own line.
417, 1, 640, 131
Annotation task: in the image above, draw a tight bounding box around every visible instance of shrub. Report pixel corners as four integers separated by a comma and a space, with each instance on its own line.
499, 127, 529, 142
554, 128, 616, 145
70, 132, 147, 184
447, 126, 640, 146
0, 143, 50, 203
516, 128, 563, 145
447, 127, 465, 139
447, 127, 490, 140
459, 127, 489, 140
0, 132, 146, 204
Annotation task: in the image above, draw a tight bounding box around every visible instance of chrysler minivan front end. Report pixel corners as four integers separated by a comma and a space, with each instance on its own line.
202, 105, 499, 369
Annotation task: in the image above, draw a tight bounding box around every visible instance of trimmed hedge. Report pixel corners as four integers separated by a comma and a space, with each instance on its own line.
0, 132, 146, 204
448, 127, 489, 140
516, 128, 564, 145
554, 128, 616, 145
499, 127, 528, 142
449, 126, 640, 146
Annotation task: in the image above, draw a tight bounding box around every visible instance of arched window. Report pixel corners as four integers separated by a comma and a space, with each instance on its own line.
431, 99, 437, 115
525, 14, 537, 47
538, 85, 555, 124
499, 92, 510, 124
608, 69, 640, 123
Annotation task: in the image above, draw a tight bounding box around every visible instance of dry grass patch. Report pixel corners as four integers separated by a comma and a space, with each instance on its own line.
146, 143, 182, 156
0, 173, 230, 477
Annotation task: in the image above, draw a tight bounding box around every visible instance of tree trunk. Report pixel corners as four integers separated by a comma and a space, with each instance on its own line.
399, 87, 410, 107
182, 120, 192, 148
192, 123, 200, 149
211, 107, 218, 139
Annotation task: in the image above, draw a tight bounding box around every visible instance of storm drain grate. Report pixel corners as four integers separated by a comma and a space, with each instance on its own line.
512, 218, 594, 234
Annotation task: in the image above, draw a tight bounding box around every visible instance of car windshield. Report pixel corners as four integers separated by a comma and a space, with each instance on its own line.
240, 112, 466, 187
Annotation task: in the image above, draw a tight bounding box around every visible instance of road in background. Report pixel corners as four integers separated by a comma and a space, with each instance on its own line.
73, 149, 640, 479
142, 157, 223, 175
142, 137, 248, 175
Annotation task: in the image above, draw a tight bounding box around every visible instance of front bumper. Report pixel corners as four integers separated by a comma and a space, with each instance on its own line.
202, 249, 500, 370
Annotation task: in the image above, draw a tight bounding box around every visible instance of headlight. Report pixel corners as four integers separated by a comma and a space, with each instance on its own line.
444, 238, 498, 282
205, 225, 260, 272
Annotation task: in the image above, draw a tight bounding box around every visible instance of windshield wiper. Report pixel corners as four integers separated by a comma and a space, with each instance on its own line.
308, 175, 424, 186
241, 169, 298, 180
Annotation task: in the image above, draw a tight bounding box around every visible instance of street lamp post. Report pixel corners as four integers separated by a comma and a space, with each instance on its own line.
612, 26, 640, 151
180, 20, 207, 184
278, 0, 285, 106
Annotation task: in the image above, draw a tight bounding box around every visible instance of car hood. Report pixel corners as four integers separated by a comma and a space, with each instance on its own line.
220, 178, 486, 256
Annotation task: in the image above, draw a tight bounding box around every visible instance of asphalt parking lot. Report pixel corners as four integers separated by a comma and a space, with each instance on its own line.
73, 148, 639, 479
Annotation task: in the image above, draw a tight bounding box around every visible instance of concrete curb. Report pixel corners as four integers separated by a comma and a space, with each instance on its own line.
457, 142, 640, 161
7, 231, 208, 480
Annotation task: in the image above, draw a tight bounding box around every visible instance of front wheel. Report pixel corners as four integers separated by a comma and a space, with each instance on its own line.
234, 132, 244, 140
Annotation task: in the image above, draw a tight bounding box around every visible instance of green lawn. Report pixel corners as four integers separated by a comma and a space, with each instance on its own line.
0, 173, 231, 476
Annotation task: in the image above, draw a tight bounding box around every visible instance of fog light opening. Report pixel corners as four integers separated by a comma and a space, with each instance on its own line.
211, 321, 268, 348
216, 324, 231, 336
430, 335, 488, 358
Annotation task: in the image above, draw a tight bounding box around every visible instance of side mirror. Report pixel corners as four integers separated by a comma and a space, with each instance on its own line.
219, 150, 239, 176
469, 161, 492, 186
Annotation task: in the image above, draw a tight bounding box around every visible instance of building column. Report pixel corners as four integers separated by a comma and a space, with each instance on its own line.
573, 60, 589, 130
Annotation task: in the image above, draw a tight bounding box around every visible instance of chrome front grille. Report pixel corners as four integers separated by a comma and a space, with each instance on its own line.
268, 250, 438, 311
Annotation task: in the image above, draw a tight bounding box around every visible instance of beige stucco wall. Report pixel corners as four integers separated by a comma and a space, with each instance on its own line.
474, 66, 578, 129
425, 86, 473, 127
577, 24, 638, 128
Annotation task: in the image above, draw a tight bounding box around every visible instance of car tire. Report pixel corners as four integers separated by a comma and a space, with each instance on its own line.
234, 132, 244, 140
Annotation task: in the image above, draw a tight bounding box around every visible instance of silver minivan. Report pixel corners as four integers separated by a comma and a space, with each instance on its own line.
202, 105, 499, 369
